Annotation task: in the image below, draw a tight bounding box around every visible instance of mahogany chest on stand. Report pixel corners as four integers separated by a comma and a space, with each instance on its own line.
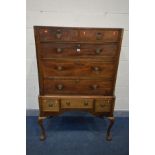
34, 26, 123, 141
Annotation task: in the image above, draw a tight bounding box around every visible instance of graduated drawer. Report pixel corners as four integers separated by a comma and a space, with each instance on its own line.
95, 97, 115, 112
39, 97, 60, 112
40, 43, 118, 58
41, 59, 115, 78
38, 27, 121, 42
61, 98, 93, 109
43, 79, 113, 95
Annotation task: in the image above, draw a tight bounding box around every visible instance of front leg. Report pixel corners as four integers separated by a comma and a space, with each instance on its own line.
106, 117, 115, 141
38, 117, 46, 141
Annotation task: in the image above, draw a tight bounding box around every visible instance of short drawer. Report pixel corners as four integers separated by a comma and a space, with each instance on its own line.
41, 59, 115, 78
61, 99, 93, 109
95, 97, 115, 112
40, 43, 118, 58
43, 79, 113, 95
38, 27, 78, 42
79, 29, 120, 42
39, 98, 60, 112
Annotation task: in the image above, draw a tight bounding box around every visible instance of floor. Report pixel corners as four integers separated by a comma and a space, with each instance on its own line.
26, 112, 129, 155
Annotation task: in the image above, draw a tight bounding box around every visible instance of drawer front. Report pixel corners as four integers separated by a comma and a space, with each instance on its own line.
61, 99, 93, 109
40, 98, 60, 112
95, 97, 114, 112
43, 79, 113, 95
41, 60, 115, 78
40, 43, 118, 58
39, 28, 78, 42
79, 29, 120, 42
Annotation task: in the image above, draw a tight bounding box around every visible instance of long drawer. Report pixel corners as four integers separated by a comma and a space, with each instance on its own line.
41, 59, 115, 78
38, 27, 121, 42
40, 43, 118, 58
43, 79, 113, 95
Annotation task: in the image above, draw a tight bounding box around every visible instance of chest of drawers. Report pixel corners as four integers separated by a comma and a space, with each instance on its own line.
34, 26, 123, 141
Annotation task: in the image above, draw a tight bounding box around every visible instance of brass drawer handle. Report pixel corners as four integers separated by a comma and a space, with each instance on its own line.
66, 101, 70, 106
96, 48, 102, 54
57, 48, 62, 53
84, 101, 88, 106
56, 84, 64, 90
96, 32, 103, 40
48, 103, 53, 107
91, 84, 98, 90
56, 29, 62, 39
92, 66, 100, 72
57, 66, 63, 71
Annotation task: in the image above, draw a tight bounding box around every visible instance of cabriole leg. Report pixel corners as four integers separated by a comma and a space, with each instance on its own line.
38, 117, 46, 141
106, 117, 115, 141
